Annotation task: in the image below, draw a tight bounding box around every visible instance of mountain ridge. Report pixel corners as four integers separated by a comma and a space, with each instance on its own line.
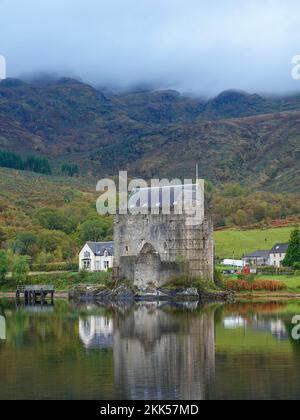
0, 77, 299, 191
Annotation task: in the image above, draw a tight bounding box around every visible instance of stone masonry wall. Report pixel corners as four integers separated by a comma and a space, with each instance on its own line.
114, 212, 214, 287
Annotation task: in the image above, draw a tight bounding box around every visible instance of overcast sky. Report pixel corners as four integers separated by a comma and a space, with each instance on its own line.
1, 0, 300, 95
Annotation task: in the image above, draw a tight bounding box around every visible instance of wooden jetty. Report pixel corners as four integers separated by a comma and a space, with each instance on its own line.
16, 285, 55, 303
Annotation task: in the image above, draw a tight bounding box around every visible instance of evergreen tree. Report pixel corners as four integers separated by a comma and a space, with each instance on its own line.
0, 150, 52, 175
0, 151, 23, 169
283, 227, 300, 267
61, 163, 79, 177
24, 155, 52, 174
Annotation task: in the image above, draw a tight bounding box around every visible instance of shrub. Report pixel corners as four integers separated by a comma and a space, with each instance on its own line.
0, 250, 9, 282
293, 262, 300, 270
259, 266, 294, 275
237, 273, 256, 282
104, 276, 117, 289
225, 279, 287, 292
193, 279, 218, 291
214, 268, 225, 289
23, 271, 112, 291
165, 277, 218, 291
30, 262, 78, 272
166, 276, 191, 288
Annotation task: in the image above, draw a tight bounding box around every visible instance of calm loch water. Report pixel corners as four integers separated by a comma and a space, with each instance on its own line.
0, 298, 300, 400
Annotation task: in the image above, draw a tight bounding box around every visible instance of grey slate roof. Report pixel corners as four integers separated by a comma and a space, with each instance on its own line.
86, 242, 114, 256
270, 243, 289, 254
126, 183, 202, 210
243, 250, 270, 259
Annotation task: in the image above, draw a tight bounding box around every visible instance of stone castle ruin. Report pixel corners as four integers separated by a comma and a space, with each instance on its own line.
113, 183, 214, 288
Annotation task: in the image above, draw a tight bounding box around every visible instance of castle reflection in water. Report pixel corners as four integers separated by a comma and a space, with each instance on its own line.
79, 303, 215, 400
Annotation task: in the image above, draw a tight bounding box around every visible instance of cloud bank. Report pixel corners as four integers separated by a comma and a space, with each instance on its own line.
1, 0, 300, 95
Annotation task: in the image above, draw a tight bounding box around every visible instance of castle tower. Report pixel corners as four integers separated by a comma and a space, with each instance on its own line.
113, 183, 214, 287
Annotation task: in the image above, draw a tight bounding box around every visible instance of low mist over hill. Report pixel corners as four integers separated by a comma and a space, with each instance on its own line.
0, 77, 300, 191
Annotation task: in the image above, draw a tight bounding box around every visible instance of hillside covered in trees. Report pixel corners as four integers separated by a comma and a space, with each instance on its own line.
0, 167, 299, 266
0, 77, 300, 191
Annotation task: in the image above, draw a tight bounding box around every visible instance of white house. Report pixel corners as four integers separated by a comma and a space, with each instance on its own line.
79, 242, 114, 272
269, 243, 289, 268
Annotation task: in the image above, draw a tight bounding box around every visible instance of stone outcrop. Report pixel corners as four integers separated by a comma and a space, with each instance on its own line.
69, 284, 234, 304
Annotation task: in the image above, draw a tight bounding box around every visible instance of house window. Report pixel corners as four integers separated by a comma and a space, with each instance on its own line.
104, 261, 110, 270
84, 251, 90, 258
83, 260, 90, 270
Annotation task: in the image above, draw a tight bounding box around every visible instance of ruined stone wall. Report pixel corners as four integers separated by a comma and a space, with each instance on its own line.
114, 212, 214, 286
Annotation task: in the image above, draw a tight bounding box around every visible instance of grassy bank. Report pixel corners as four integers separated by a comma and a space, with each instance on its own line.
214, 227, 293, 259
0, 271, 112, 292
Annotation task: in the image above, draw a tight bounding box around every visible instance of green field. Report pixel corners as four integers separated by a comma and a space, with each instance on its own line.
258, 275, 300, 292
214, 227, 294, 259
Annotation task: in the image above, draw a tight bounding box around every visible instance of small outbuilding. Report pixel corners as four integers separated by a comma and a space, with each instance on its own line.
242, 250, 270, 267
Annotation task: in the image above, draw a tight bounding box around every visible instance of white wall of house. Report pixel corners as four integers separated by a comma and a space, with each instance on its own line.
269, 252, 286, 268
79, 244, 114, 272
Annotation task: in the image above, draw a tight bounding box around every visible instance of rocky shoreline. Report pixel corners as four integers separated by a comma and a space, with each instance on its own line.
69, 284, 235, 304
